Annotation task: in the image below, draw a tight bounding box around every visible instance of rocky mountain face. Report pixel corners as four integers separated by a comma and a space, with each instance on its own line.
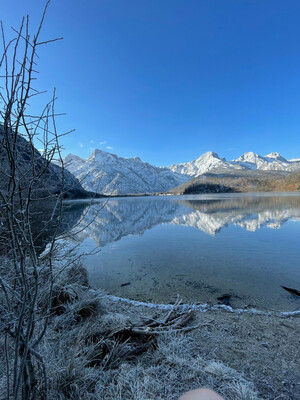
0, 125, 86, 199
64, 149, 189, 195
64, 149, 300, 195
0, 125, 90, 252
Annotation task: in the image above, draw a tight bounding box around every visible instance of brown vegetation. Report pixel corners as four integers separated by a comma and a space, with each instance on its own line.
170, 172, 300, 195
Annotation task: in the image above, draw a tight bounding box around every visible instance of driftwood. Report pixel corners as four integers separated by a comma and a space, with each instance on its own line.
85, 298, 198, 369
130, 309, 195, 335
122, 296, 196, 335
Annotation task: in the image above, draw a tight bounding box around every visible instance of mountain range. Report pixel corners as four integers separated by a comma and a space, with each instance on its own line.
64, 149, 300, 195
63, 150, 188, 195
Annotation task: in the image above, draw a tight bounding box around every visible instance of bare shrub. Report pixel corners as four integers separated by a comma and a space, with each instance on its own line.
0, 2, 82, 398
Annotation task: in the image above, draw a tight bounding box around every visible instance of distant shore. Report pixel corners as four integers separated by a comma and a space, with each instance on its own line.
66, 187, 300, 202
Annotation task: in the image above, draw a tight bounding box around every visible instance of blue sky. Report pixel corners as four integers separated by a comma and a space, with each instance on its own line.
2, 0, 300, 165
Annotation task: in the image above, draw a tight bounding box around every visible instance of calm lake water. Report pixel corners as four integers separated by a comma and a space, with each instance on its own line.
63, 193, 300, 311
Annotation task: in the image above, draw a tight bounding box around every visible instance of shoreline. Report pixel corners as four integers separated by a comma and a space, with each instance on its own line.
2, 257, 299, 399
103, 292, 300, 317
65, 190, 300, 202
101, 291, 300, 399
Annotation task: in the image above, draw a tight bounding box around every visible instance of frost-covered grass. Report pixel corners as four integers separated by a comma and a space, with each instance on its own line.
45, 265, 263, 399
0, 261, 287, 400
43, 326, 260, 400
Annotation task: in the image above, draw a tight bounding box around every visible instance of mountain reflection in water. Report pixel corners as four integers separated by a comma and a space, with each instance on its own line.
66, 193, 300, 245
63, 193, 300, 312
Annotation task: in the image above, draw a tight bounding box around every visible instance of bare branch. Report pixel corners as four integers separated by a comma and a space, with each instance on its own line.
36, 37, 63, 46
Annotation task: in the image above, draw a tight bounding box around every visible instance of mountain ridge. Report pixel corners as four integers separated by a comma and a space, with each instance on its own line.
0, 124, 88, 199
64, 149, 189, 195
64, 149, 300, 195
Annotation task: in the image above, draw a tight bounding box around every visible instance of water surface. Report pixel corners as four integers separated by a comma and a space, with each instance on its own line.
64, 193, 300, 311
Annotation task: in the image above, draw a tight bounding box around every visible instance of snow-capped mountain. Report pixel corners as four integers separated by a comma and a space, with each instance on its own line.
169, 151, 244, 176
170, 151, 300, 177
232, 151, 294, 171
63, 148, 300, 195
265, 152, 288, 162
64, 149, 188, 195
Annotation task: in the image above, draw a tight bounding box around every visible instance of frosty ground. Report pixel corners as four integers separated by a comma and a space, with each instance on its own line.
99, 296, 300, 400
6, 261, 296, 400
1, 260, 299, 400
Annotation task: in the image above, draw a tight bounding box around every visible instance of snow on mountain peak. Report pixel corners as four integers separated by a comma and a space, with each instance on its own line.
63, 153, 85, 174
232, 151, 293, 171
89, 148, 119, 163
265, 152, 281, 158
64, 149, 188, 195
234, 152, 260, 163
63, 148, 300, 195
199, 151, 220, 159
264, 152, 287, 162
170, 151, 241, 177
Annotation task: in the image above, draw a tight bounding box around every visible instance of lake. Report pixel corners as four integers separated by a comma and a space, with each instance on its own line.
63, 193, 300, 312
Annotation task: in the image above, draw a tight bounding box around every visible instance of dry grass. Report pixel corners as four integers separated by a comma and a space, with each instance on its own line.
91, 332, 260, 400
42, 290, 263, 400
1, 261, 290, 400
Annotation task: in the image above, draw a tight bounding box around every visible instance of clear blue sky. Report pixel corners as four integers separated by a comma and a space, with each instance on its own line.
2, 0, 300, 165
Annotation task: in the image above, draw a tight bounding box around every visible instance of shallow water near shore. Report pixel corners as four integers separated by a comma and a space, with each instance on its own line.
63, 193, 300, 312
